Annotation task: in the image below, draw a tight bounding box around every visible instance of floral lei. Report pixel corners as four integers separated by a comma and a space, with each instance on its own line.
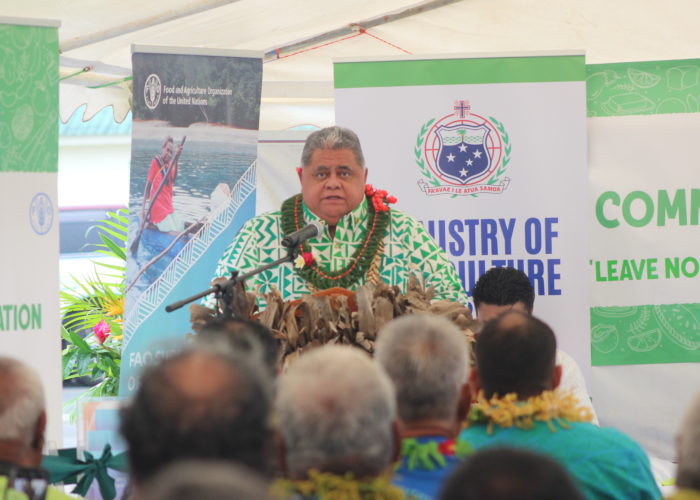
273, 470, 407, 500
467, 390, 594, 435
280, 185, 396, 290
400, 437, 472, 471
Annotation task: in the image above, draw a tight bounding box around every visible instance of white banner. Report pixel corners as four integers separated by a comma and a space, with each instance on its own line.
0, 20, 62, 446
334, 53, 591, 379
587, 58, 700, 460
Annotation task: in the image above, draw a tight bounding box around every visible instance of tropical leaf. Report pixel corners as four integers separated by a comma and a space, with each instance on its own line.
61, 209, 126, 419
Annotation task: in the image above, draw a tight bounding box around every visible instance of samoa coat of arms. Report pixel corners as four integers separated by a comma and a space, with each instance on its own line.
416, 100, 511, 197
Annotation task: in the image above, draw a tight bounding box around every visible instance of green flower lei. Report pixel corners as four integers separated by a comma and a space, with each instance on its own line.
400, 438, 473, 471
280, 194, 390, 290
273, 470, 407, 500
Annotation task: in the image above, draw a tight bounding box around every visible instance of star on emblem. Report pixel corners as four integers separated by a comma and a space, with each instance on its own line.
459, 168, 468, 177
446, 153, 455, 162
466, 159, 473, 166
473, 150, 482, 158
458, 143, 468, 153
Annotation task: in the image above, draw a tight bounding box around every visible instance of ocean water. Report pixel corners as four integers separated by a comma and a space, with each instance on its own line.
126, 137, 256, 296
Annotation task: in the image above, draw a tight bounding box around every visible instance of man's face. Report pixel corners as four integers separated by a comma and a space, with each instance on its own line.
162, 141, 173, 163
298, 148, 368, 226
476, 301, 529, 322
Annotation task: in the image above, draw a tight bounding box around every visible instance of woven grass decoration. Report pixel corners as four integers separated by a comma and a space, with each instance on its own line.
190, 274, 477, 367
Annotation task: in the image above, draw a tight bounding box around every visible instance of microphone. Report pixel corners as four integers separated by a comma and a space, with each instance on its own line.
281, 220, 324, 248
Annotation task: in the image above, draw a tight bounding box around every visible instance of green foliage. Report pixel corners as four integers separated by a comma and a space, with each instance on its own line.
61, 209, 126, 408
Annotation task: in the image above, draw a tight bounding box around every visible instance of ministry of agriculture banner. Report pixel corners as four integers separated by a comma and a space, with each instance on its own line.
122, 46, 262, 395
334, 53, 590, 372
0, 18, 62, 443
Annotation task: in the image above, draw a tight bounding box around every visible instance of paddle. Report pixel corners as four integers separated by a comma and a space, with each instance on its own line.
130, 136, 187, 255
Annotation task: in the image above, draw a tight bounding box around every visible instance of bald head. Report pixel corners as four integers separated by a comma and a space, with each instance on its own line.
120, 345, 272, 482
476, 311, 557, 399
0, 357, 45, 466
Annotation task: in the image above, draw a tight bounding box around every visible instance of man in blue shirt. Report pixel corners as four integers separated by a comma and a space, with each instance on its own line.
459, 311, 660, 500
375, 315, 473, 500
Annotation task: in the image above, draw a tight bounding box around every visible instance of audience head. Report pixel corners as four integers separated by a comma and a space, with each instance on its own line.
120, 343, 273, 484
677, 391, 700, 491
439, 446, 585, 500
475, 311, 559, 399
196, 317, 279, 375
275, 345, 397, 479
375, 314, 470, 427
0, 356, 46, 467
139, 460, 276, 500
472, 267, 535, 321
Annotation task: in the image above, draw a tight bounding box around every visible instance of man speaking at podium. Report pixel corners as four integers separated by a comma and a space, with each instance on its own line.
211, 126, 468, 303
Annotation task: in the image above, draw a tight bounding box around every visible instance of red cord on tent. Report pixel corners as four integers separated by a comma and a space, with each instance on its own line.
359, 28, 412, 55
267, 27, 411, 62
271, 32, 364, 61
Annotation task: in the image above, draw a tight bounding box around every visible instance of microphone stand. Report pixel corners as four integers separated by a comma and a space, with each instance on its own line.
164, 245, 300, 319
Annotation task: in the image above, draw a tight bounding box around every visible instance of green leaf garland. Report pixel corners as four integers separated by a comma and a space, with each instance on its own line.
280, 194, 390, 290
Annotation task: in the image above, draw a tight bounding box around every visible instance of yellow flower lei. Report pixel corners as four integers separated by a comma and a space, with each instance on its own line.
273, 470, 407, 500
467, 390, 594, 435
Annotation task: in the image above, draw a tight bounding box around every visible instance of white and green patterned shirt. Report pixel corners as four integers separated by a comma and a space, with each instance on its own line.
212, 197, 468, 303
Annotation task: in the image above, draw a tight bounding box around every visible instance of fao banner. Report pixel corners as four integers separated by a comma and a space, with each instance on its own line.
0, 18, 62, 444
334, 53, 590, 373
122, 46, 262, 395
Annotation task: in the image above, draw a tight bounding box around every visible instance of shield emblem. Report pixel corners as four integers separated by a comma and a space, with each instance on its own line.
436, 124, 491, 184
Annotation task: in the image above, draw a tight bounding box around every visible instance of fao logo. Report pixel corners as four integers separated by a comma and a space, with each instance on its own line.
416, 100, 511, 197
144, 74, 162, 110
29, 193, 53, 235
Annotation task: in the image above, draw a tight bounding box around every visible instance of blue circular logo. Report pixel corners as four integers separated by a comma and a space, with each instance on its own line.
29, 192, 54, 235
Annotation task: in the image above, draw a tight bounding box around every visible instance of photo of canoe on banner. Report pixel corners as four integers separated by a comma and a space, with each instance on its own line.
122, 47, 262, 395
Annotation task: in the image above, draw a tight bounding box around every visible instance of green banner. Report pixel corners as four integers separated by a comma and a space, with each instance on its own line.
591, 303, 700, 365
587, 59, 700, 117
334, 55, 585, 88
0, 24, 58, 172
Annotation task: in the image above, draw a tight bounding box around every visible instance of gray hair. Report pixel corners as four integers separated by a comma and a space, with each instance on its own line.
301, 126, 365, 168
141, 460, 276, 500
375, 314, 470, 422
678, 391, 700, 490
276, 345, 396, 477
0, 357, 45, 446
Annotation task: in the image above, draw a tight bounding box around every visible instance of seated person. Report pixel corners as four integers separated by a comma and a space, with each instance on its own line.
459, 311, 660, 500
439, 446, 585, 500
667, 391, 700, 500
375, 315, 472, 500
274, 345, 406, 500
0, 356, 75, 500
210, 126, 467, 304
120, 342, 273, 492
140, 460, 275, 500
472, 266, 598, 424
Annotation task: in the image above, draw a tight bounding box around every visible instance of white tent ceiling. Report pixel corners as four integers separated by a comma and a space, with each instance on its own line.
3, 0, 700, 128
